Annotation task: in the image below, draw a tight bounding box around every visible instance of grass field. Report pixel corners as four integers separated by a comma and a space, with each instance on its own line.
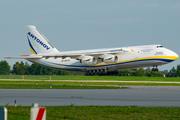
0, 80, 180, 89
0, 81, 125, 89
3, 106, 180, 120
0, 75, 180, 87
0, 75, 180, 81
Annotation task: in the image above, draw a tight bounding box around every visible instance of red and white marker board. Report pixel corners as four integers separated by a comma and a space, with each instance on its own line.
31, 107, 46, 120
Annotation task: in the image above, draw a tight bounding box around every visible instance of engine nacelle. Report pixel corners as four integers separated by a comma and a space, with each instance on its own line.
80, 56, 97, 65
103, 55, 118, 63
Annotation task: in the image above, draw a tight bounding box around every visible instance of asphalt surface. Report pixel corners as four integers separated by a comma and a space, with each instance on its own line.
0, 86, 180, 107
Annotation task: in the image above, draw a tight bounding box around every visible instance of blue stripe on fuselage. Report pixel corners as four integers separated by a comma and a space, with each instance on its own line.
45, 58, 174, 68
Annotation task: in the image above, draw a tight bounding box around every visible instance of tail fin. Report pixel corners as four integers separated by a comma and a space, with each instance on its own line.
26, 25, 59, 54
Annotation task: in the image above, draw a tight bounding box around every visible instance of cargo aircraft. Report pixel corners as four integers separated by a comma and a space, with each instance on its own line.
6, 25, 179, 75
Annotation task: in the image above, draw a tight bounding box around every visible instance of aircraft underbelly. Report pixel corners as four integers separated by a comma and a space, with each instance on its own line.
116, 60, 166, 70
27, 56, 170, 72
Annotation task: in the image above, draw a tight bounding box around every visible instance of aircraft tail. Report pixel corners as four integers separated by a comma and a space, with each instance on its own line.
26, 25, 59, 54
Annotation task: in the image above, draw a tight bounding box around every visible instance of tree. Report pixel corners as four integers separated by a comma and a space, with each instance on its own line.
118, 70, 130, 76
129, 69, 137, 76
149, 71, 163, 77
13, 61, 29, 75
26, 63, 38, 75
26, 63, 62, 75
134, 68, 145, 76
0, 60, 10, 75
175, 65, 180, 77
177, 65, 180, 71
12, 62, 20, 75
161, 70, 169, 77
168, 67, 176, 77
176, 70, 180, 77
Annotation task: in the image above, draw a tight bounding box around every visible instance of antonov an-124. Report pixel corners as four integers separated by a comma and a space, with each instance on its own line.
6, 25, 179, 75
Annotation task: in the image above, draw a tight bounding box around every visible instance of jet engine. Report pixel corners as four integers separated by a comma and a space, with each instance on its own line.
80, 56, 97, 65
103, 55, 118, 63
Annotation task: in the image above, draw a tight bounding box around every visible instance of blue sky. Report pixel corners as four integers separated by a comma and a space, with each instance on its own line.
1, 0, 180, 71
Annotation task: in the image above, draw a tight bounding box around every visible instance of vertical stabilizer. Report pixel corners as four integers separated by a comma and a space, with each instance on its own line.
26, 25, 59, 54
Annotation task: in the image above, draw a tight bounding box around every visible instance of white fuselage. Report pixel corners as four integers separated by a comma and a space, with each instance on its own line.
26, 44, 179, 72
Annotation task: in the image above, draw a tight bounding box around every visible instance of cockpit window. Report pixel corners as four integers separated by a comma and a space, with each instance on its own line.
157, 46, 163, 48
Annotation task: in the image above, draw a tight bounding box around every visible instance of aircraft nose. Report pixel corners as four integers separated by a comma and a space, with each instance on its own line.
170, 51, 179, 60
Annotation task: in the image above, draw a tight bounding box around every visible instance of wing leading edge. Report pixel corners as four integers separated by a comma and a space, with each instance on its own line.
5, 48, 127, 60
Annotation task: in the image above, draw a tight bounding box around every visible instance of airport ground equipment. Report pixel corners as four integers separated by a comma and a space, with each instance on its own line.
30, 103, 46, 120
0, 107, 7, 120
14, 99, 16, 107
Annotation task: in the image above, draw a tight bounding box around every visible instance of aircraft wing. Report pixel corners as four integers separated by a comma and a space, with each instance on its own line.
5, 48, 127, 60
5, 54, 99, 60
41, 53, 104, 59
40, 49, 126, 59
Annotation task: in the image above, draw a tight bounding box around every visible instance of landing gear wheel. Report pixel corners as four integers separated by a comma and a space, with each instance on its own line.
152, 66, 158, 72
152, 68, 158, 71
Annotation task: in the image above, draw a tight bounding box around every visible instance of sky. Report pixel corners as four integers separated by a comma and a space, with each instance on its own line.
1, 0, 180, 71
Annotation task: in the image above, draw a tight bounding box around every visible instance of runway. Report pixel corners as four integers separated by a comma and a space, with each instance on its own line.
0, 86, 180, 107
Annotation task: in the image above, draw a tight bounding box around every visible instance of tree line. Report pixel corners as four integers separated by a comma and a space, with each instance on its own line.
0, 60, 180, 77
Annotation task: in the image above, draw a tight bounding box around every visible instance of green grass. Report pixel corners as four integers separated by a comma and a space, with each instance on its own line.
0, 81, 126, 89
0, 80, 180, 88
4, 106, 180, 120
0, 75, 180, 88
0, 75, 180, 81
0, 84, 123, 89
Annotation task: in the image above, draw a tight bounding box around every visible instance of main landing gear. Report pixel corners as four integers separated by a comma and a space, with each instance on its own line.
86, 69, 107, 75
86, 68, 119, 75
152, 66, 159, 71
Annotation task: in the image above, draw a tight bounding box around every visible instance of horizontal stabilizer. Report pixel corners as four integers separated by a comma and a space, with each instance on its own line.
5, 55, 42, 59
